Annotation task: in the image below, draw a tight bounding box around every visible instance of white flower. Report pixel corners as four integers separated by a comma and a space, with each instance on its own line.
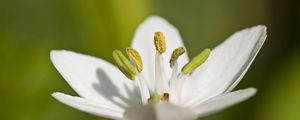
51, 16, 267, 120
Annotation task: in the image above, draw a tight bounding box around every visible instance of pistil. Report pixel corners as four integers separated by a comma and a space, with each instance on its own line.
161, 93, 169, 102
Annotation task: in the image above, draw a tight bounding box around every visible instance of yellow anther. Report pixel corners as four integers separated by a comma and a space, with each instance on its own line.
169, 47, 185, 68
182, 48, 211, 74
154, 32, 166, 54
126, 47, 143, 72
112, 50, 136, 80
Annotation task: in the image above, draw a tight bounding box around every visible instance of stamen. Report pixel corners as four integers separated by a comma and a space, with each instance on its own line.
126, 47, 143, 72
181, 48, 211, 74
169, 47, 185, 68
154, 32, 166, 54
112, 50, 136, 80
154, 32, 168, 95
125, 47, 150, 104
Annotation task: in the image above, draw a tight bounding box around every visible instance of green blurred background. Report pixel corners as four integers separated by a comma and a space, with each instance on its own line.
0, 0, 299, 120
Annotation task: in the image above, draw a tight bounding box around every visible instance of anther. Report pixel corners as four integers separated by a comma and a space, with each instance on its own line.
112, 50, 136, 80
126, 47, 143, 72
169, 47, 185, 68
154, 32, 166, 54
181, 48, 211, 74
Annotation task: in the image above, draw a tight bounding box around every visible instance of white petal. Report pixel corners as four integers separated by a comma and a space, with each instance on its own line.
52, 92, 123, 119
123, 103, 197, 120
193, 88, 256, 117
182, 25, 266, 105
50, 50, 140, 110
131, 16, 189, 89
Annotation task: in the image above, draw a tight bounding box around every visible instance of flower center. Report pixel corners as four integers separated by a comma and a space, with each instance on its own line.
112, 32, 211, 104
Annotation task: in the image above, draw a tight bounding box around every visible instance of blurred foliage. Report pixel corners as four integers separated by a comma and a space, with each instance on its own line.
0, 0, 299, 120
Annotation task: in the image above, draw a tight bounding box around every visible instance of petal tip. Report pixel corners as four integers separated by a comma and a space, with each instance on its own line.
251, 25, 267, 36
50, 49, 68, 56
50, 50, 65, 60
51, 92, 63, 99
247, 87, 257, 96
50, 50, 76, 63
254, 25, 267, 29
144, 15, 166, 22
141, 15, 177, 31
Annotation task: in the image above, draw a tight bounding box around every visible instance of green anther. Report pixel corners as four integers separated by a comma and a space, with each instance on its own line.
148, 93, 161, 104
126, 47, 143, 72
181, 48, 211, 74
169, 47, 185, 68
112, 50, 136, 80
154, 32, 166, 54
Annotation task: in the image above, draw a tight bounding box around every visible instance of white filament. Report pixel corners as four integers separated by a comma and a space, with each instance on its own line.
169, 62, 179, 103
136, 73, 150, 104
155, 52, 169, 95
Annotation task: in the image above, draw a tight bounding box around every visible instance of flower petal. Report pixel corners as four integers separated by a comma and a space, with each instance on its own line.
123, 103, 197, 120
50, 50, 140, 110
182, 25, 266, 105
52, 92, 123, 119
131, 16, 189, 89
193, 88, 256, 117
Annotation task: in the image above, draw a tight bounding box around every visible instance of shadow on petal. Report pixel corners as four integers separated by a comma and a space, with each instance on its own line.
92, 68, 140, 109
